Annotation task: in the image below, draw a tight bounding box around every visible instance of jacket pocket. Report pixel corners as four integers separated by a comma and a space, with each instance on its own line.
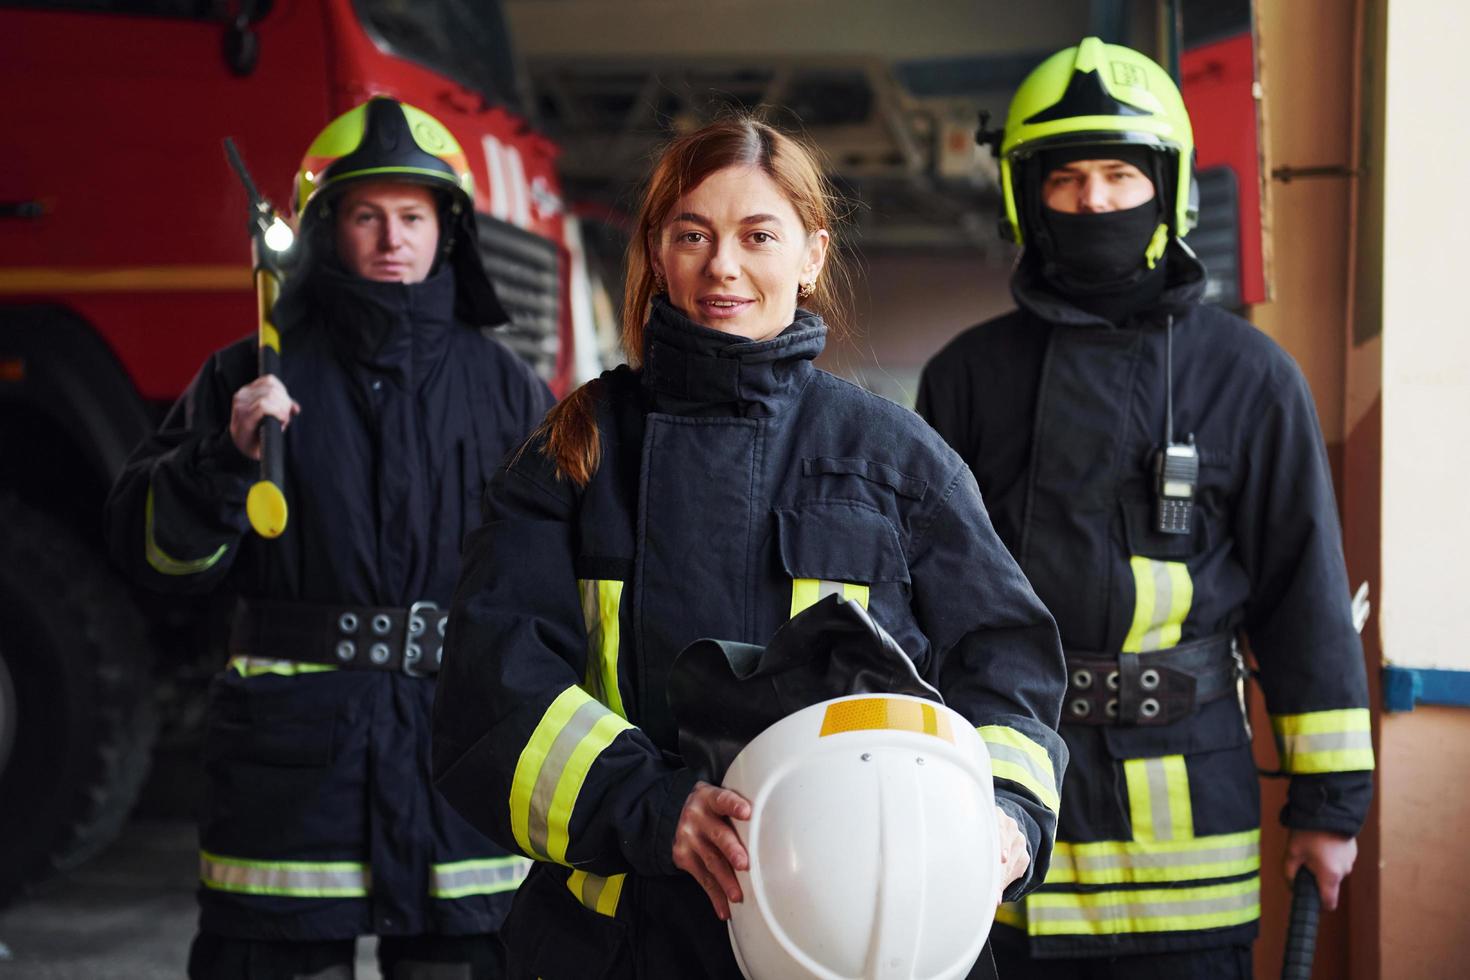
801, 457, 928, 501
506, 864, 630, 979
775, 500, 910, 621
199, 671, 353, 857
1102, 696, 1249, 760
204, 669, 338, 768
1119, 496, 1208, 561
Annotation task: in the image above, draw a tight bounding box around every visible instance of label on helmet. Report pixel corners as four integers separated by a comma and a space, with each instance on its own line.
819, 697, 955, 742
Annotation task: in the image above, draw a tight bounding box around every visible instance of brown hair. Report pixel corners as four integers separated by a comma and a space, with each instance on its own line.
537, 115, 850, 486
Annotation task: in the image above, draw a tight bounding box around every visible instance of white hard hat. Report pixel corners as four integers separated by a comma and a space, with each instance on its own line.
722, 694, 1000, 980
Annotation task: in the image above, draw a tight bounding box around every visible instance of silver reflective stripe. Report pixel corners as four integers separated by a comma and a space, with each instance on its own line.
1146, 758, 1173, 841
1282, 730, 1374, 754
579, 873, 610, 909
430, 857, 533, 898
1030, 886, 1257, 924
527, 698, 606, 858
1073, 840, 1258, 874
1138, 560, 1174, 652
817, 579, 845, 600
987, 741, 1053, 795
199, 851, 369, 897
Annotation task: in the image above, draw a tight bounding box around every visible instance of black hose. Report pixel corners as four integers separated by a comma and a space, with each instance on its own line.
1281, 867, 1321, 980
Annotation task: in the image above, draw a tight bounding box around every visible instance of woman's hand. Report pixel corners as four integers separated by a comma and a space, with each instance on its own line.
229, 374, 301, 460
996, 806, 1030, 895
672, 781, 752, 921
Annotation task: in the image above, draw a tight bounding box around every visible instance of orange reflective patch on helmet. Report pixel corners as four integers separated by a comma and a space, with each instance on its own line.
819, 697, 955, 742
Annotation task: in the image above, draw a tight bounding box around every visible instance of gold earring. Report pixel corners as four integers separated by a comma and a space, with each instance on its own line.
653, 271, 666, 293
797, 280, 815, 300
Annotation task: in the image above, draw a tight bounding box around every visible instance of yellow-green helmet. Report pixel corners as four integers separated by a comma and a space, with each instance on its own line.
283, 97, 508, 328
999, 37, 1196, 246
294, 97, 474, 232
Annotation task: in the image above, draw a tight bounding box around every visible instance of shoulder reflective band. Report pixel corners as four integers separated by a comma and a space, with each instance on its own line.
567, 869, 626, 918
790, 579, 870, 618
1124, 755, 1193, 842
200, 850, 368, 898
510, 686, 635, 865
145, 486, 229, 576
1122, 556, 1193, 652
430, 856, 532, 899
819, 696, 954, 742
227, 655, 337, 677
1043, 829, 1260, 886
1270, 708, 1375, 773
579, 579, 627, 718
979, 725, 1061, 813
1016, 876, 1259, 936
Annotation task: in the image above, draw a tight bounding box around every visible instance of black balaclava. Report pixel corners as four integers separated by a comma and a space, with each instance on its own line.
1029, 143, 1170, 321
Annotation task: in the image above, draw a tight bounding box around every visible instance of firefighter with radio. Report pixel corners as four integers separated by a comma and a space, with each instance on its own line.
917, 38, 1374, 978
105, 97, 551, 979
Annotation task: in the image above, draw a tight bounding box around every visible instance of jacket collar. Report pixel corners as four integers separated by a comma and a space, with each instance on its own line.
640, 296, 827, 418
307, 262, 460, 384
1011, 239, 1208, 329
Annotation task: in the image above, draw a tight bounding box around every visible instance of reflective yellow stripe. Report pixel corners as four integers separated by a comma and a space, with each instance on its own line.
1122, 557, 1193, 653
1124, 755, 1192, 842
979, 725, 1060, 813
199, 850, 368, 898
567, 869, 626, 917
509, 686, 634, 865
1271, 708, 1375, 773
578, 579, 626, 719
790, 579, 869, 617
819, 697, 954, 742
995, 900, 1026, 928
1022, 877, 1259, 936
429, 856, 532, 899
145, 486, 229, 576
226, 655, 337, 677
1044, 829, 1260, 886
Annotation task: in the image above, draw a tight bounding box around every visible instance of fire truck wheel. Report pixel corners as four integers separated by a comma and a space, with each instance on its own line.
0, 495, 158, 907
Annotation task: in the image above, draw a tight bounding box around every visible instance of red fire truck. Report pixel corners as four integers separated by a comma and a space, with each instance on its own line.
0, 0, 587, 903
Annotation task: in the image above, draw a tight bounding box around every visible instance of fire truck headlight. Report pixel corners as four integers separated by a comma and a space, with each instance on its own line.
264, 217, 295, 253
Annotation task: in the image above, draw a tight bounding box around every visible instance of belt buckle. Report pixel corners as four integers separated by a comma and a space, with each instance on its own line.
403, 600, 439, 677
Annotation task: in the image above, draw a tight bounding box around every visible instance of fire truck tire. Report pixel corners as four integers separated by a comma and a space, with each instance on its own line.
0, 495, 158, 907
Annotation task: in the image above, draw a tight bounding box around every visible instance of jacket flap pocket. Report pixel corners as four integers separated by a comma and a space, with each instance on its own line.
1120, 497, 1205, 561
802, 457, 928, 500
775, 501, 909, 584
1102, 697, 1249, 759
206, 673, 337, 767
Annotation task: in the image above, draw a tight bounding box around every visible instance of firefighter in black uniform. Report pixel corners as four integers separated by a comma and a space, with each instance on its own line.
106, 98, 552, 979
917, 39, 1374, 978
431, 117, 1069, 979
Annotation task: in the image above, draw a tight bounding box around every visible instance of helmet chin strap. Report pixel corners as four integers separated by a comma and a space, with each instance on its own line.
1145, 221, 1170, 269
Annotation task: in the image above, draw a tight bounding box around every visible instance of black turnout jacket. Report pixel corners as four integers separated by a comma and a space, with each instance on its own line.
433, 298, 1068, 979
105, 264, 551, 941
917, 246, 1374, 958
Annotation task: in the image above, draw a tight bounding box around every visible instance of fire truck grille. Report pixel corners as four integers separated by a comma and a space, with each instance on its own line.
476, 216, 561, 382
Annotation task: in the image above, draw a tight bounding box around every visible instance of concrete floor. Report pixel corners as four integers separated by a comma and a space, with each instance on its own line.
0, 818, 381, 978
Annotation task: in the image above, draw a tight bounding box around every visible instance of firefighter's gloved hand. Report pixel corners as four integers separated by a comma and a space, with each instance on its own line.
1283, 828, 1358, 911
996, 806, 1030, 895
230, 374, 301, 460
673, 780, 751, 922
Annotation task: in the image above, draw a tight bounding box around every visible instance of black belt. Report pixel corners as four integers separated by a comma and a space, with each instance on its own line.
1063, 632, 1242, 726
230, 597, 449, 676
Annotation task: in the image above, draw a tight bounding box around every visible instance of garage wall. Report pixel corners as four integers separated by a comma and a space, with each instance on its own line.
819, 248, 1016, 405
